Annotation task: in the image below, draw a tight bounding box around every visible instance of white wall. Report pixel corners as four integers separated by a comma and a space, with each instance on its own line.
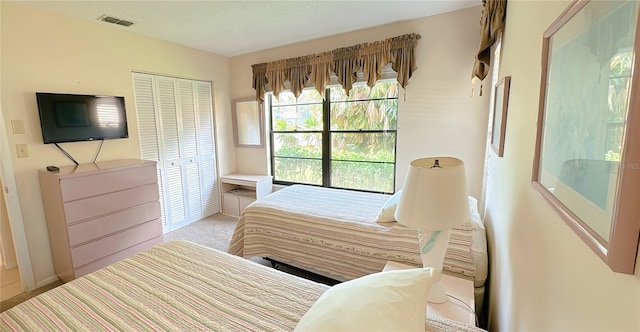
229, 6, 491, 198
485, 1, 640, 331
1, 2, 234, 286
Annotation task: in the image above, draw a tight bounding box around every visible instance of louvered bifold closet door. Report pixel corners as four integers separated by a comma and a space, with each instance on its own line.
133, 73, 220, 233
176, 79, 204, 221
195, 81, 220, 216
156, 76, 188, 230
132, 73, 168, 229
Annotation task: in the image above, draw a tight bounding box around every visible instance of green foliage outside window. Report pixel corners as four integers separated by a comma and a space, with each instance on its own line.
270, 81, 398, 193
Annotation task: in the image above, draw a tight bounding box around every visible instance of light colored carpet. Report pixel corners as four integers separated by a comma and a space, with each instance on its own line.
163, 213, 239, 252
163, 213, 271, 266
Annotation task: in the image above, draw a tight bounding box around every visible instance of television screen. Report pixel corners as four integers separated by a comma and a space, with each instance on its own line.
36, 93, 129, 144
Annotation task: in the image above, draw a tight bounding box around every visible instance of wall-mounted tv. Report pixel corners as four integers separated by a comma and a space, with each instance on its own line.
36, 92, 129, 144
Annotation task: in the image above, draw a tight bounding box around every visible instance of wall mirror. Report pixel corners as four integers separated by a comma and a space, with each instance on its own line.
532, 0, 640, 274
232, 98, 264, 148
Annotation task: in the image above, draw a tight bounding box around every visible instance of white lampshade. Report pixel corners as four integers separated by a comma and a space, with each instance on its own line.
394, 157, 469, 231
394, 157, 470, 303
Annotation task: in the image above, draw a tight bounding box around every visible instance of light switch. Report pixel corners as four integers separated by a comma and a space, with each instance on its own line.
11, 120, 25, 134
16, 144, 28, 158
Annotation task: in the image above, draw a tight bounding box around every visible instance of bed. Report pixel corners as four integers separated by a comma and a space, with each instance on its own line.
229, 184, 489, 312
0, 241, 484, 332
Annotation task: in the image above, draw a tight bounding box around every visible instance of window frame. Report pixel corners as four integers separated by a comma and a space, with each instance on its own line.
268, 84, 398, 194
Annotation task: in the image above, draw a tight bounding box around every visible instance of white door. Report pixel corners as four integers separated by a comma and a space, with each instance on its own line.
195, 81, 220, 216
132, 73, 219, 232
176, 79, 203, 223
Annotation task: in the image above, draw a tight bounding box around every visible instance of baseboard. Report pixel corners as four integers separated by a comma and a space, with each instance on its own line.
35, 275, 60, 289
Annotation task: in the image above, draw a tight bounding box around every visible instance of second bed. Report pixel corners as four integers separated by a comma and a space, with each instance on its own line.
229, 184, 488, 310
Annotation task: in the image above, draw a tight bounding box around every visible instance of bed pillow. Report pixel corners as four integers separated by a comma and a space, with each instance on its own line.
375, 190, 402, 222
294, 267, 437, 332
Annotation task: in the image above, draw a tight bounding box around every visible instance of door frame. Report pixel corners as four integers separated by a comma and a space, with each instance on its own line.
0, 105, 36, 291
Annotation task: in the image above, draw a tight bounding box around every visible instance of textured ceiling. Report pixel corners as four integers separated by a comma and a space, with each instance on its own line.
17, 0, 480, 57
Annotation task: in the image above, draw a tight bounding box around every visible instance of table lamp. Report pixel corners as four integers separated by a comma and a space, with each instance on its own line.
394, 157, 469, 303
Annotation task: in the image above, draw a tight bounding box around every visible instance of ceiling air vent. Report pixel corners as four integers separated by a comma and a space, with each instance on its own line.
97, 14, 135, 27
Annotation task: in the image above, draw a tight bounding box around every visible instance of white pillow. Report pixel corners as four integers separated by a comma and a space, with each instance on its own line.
294, 267, 438, 332
375, 190, 402, 222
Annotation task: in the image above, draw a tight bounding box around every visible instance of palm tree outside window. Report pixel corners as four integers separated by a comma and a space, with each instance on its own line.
269, 81, 398, 193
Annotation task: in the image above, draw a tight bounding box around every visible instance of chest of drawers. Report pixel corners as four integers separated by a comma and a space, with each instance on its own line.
39, 159, 163, 282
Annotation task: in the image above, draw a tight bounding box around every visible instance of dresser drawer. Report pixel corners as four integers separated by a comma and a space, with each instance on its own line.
64, 183, 159, 223
60, 164, 157, 202
67, 201, 161, 246
74, 236, 164, 278
70, 219, 162, 268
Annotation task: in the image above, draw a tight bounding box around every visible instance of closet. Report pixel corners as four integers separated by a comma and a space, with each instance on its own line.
132, 72, 220, 232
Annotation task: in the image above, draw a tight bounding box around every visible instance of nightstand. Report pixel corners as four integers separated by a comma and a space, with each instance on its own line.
383, 261, 476, 326
220, 174, 272, 217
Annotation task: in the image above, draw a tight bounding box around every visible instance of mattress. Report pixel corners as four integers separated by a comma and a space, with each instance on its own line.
229, 185, 488, 287
0, 241, 485, 332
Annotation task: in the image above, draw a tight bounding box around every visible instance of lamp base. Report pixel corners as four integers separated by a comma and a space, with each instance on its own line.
419, 229, 453, 304
428, 281, 448, 303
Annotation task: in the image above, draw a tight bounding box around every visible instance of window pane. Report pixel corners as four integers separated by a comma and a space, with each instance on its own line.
274, 157, 322, 185
273, 133, 322, 158
331, 160, 394, 193
272, 89, 323, 106
331, 132, 396, 162
330, 99, 397, 131
269, 82, 397, 192
330, 81, 399, 102
272, 104, 323, 131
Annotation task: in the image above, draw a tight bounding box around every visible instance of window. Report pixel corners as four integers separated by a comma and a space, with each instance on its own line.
270, 81, 398, 193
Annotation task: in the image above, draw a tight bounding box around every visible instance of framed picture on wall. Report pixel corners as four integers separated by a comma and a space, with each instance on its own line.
531, 0, 640, 274
491, 76, 511, 157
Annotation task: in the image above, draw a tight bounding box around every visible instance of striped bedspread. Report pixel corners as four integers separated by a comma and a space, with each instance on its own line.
0, 241, 485, 332
229, 185, 485, 285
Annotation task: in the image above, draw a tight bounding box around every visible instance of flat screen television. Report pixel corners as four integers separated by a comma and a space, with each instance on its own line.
36, 92, 129, 144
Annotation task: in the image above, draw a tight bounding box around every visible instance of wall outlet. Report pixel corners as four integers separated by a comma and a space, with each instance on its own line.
16, 144, 28, 158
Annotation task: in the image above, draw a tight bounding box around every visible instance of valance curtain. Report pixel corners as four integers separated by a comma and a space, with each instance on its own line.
252, 33, 421, 103
471, 0, 507, 94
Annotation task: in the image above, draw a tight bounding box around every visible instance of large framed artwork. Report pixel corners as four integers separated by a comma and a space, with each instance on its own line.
532, 0, 640, 274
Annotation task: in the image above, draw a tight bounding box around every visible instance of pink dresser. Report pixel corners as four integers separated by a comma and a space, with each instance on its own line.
39, 159, 163, 282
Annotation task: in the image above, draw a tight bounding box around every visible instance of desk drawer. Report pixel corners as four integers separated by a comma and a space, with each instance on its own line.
64, 184, 159, 223
60, 165, 157, 202
67, 201, 161, 246
71, 219, 162, 268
